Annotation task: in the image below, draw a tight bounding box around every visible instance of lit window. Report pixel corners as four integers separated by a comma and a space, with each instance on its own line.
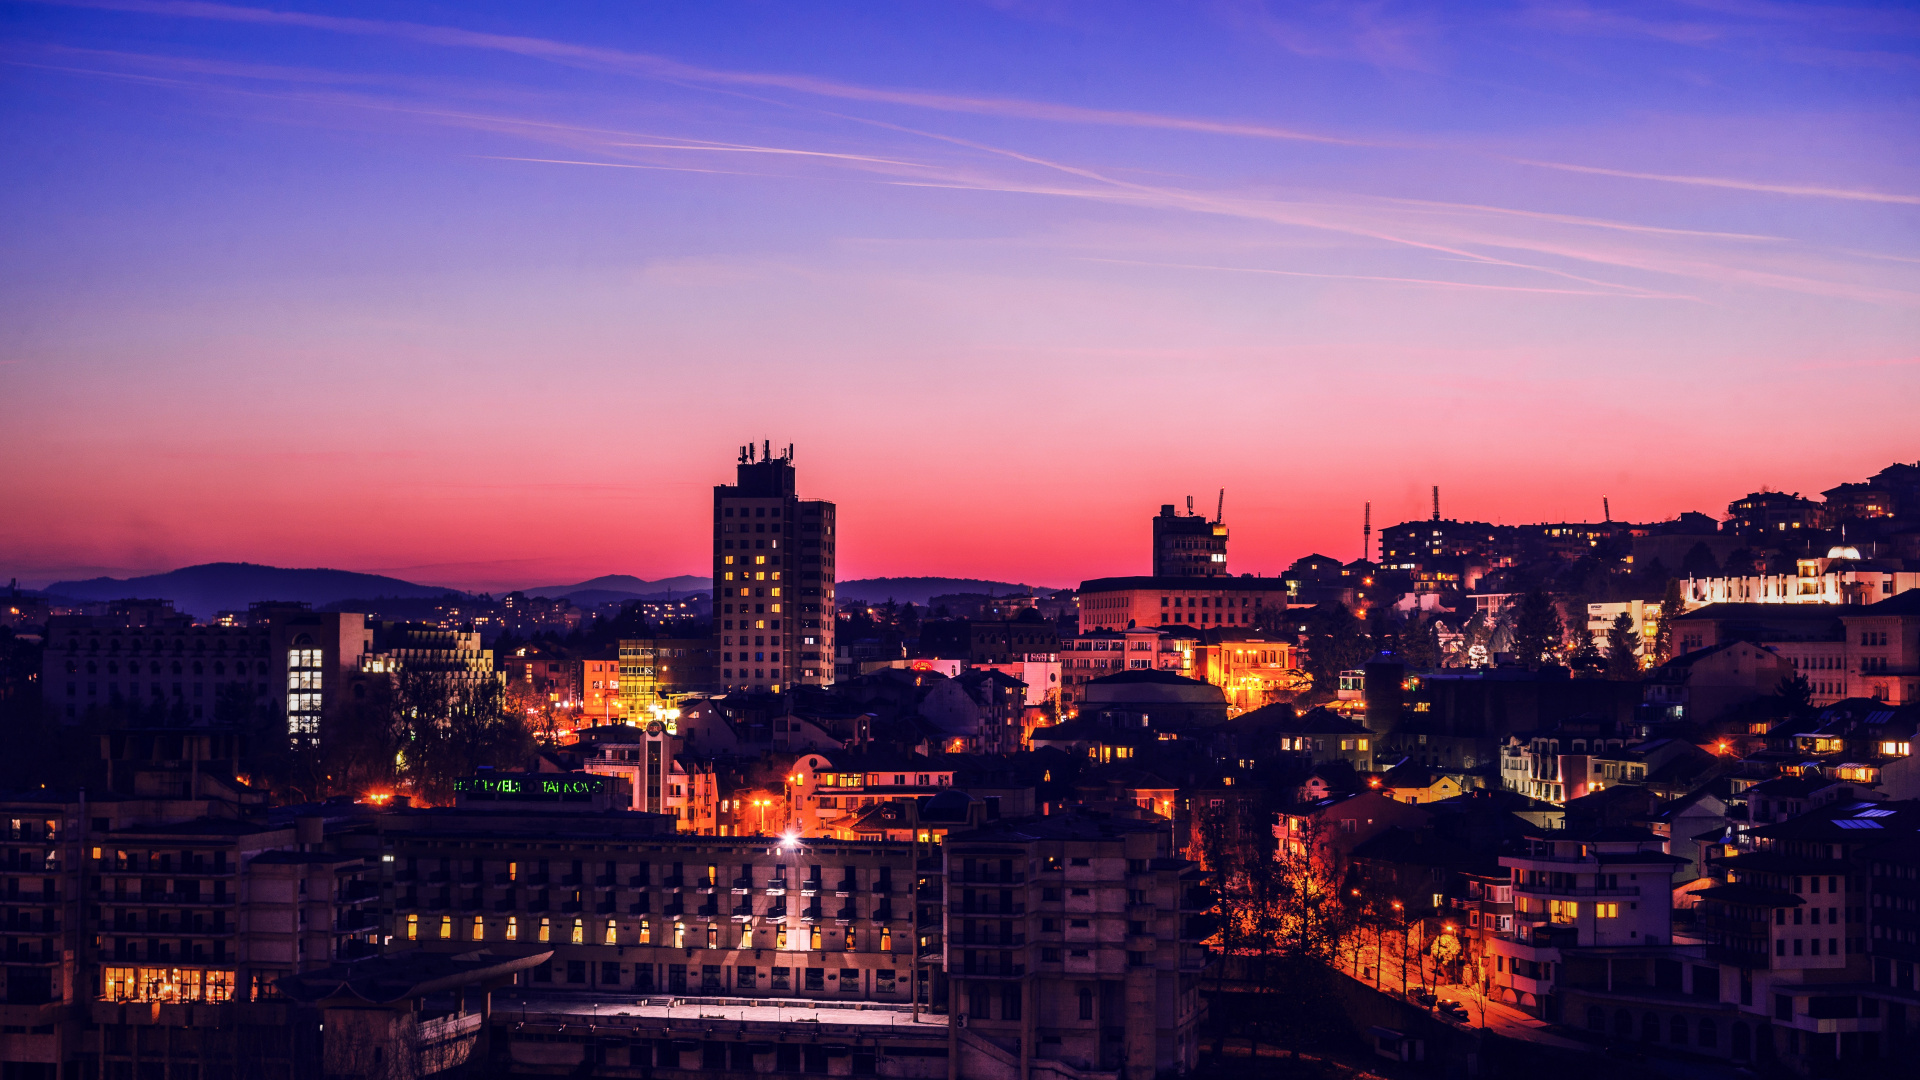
407, 913, 418, 940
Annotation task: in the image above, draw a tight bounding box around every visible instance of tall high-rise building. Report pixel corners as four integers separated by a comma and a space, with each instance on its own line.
1151, 501, 1228, 577
713, 442, 836, 694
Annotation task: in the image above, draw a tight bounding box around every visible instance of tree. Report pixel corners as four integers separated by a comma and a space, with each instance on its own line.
1400, 613, 1443, 671
1772, 672, 1815, 721
1566, 621, 1603, 676
1366, 602, 1400, 660
391, 672, 535, 804
1301, 603, 1372, 701
1722, 548, 1758, 577
1605, 612, 1641, 679
1653, 578, 1686, 664
1509, 589, 1563, 668
1680, 541, 1720, 578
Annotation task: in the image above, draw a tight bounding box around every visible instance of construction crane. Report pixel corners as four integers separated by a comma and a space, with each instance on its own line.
1214, 489, 1225, 524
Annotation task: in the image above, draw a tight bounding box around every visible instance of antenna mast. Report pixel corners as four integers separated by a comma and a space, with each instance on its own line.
1603, 496, 1611, 523
1364, 502, 1372, 562
1432, 485, 1440, 522
1186, 495, 1194, 517
1215, 489, 1225, 524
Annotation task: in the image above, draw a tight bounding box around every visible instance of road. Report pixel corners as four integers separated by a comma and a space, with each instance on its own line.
1330, 952, 1587, 1049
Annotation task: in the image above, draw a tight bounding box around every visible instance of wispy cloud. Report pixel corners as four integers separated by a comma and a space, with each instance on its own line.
14, 2, 1916, 309
1512, 158, 1920, 205
33, 0, 1919, 214
38, 0, 1374, 145
1083, 256, 1697, 299
1211, 0, 1448, 73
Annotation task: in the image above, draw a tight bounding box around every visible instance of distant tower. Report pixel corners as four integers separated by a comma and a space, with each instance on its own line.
1363, 502, 1372, 562
713, 443, 836, 694
1153, 499, 1228, 577
1432, 485, 1441, 522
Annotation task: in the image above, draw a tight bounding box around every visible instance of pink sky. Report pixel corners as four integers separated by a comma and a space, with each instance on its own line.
2, 2, 1915, 591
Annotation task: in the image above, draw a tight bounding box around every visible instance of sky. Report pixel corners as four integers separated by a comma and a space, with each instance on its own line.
1, 0, 1916, 593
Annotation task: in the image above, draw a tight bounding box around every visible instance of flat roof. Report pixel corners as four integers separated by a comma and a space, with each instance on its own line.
498, 992, 945, 1033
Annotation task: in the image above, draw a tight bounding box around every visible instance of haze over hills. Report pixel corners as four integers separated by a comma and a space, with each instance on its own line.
834, 577, 1063, 607
43, 563, 458, 620
519, 575, 713, 605
28, 563, 1063, 621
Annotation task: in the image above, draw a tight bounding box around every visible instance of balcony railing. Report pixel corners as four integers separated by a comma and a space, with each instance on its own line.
1512, 883, 1640, 898
954, 931, 1025, 947
953, 868, 1026, 884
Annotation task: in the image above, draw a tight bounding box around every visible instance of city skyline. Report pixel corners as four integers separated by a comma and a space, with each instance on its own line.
3, 447, 1909, 594
3, 1, 1917, 590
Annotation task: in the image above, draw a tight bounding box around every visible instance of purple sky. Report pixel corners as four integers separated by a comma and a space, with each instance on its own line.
2, 1, 1916, 592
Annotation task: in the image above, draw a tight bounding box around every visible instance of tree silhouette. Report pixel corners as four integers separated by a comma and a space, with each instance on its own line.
1605, 612, 1641, 680
1510, 589, 1563, 668
1653, 578, 1686, 664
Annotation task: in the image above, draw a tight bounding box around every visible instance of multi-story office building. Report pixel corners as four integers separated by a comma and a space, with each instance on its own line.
616, 637, 658, 720
41, 607, 372, 741
1151, 503, 1228, 578
1074, 577, 1289, 634
939, 811, 1209, 1080
713, 444, 836, 694
375, 778, 930, 1006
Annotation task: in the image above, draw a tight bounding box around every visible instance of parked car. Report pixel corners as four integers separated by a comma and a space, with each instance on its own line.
1436, 1000, 1468, 1021
1411, 987, 1437, 1007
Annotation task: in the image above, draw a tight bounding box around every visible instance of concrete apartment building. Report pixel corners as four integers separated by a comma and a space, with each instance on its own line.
1673, 591, 1920, 706
713, 444, 837, 695
1485, 826, 1687, 1019
1150, 502, 1228, 578
940, 812, 1210, 1080
0, 782, 381, 1080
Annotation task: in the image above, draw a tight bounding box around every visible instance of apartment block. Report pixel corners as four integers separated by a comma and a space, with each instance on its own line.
713, 444, 836, 694
939, 811, 1209, 1080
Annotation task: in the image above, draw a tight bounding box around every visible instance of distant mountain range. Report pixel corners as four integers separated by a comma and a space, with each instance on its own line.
834, 577, 1062, 607
44, 563, 458, 620
520, 575, 713, 605
30, 564, 1055, 620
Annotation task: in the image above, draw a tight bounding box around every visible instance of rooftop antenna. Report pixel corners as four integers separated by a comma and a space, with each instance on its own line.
1603, 496, 1611, 523
1186, 495, 1195, 517
1432, 485, 1441, 522
1214, 489, 1225, 524
763, 439, 771, 463
1364, 502, 1372, 562
739, 445, 748, 464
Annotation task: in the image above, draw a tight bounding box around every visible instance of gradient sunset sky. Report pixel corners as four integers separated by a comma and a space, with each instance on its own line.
2, 1, 1916, 592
